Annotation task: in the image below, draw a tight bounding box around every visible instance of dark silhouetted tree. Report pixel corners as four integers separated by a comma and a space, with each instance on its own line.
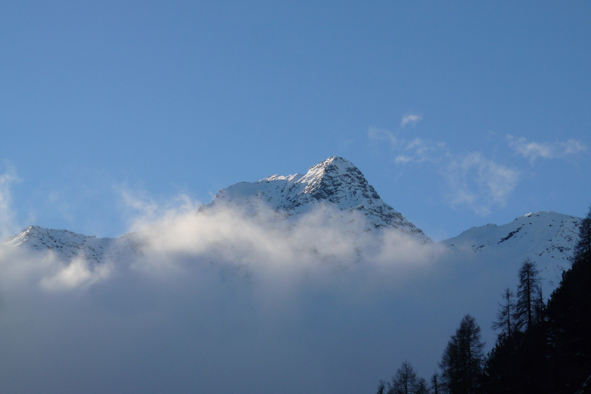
514, 258, 543, 331
572, 205, 591, 267
440, 314, 484, 394
415, 377, 430, 394
430, 373, 440, 394
376, 380, 386, 394
388, 361, 418, 394
483, 207, 591, 394
491, 288, 514, 338
545, 205, 591, 393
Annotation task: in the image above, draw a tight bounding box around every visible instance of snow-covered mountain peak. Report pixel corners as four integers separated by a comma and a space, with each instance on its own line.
261, 173, 303, 183
297, 156, 381, 203
443, 210, 580, 253
298, 156, 360, 191
441, 210, 582, 292
1, 157, 432, 263
3, 225, 138, 264
204, 156, 429, 240
5, 225, 96, 248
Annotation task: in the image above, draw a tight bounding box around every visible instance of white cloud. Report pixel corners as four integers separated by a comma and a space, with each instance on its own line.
368, 126, 519, 215
368, 125, 445, 164
0, 164, 21, 238
394, 155, 412, 164
368, 127, 398, 148
444, 152, 519, 215
39, 257, 113, 291
117, 186, 199, 232
401, 114, 422, 128
507, 135, 587, 163
0, 188, 553, 394
368, 112, 423, 152
339, 138, 355, 148
395, 138, 447, 164
0, 195, 455, 393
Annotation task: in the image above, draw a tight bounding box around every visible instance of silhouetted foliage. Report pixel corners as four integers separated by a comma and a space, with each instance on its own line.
544, 205, 591, 393
376, 380, 386, 394
483, 205, 591, 394
372, 205, 591, 394
439, 314, 484, 394
514, 258, 543, 331
572, 205, 591, 266
491, 288, 514, 338
430, 373, 440, 394
388, 361, 418, 394
415, 377, 430, 394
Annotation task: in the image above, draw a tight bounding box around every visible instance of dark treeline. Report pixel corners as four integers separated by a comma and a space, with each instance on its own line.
374, 206, 591, 394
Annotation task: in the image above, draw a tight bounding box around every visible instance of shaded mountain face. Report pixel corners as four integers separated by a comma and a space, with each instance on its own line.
441, 211, 581, 292
202, 156, 429, 241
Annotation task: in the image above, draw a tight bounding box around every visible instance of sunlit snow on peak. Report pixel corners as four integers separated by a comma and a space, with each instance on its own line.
204, 156, 429, 240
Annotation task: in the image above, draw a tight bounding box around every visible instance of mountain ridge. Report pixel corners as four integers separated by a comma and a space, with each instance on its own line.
202, 156, 429, 240
0, 157, 583, 295
2, 225, 140, 264
441, 210, 581, 291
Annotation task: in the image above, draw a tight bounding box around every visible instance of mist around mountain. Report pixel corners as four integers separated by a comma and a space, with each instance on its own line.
375, 207, 591, 394
0, 157, 585, 394
442, 210, 581, 293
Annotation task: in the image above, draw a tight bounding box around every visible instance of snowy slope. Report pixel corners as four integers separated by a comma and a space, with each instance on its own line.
441, 211, 581, 292
3, 225, 141, 264
0, 158, 584, 283
202, 156, 429, 241
2, 157, 430, 262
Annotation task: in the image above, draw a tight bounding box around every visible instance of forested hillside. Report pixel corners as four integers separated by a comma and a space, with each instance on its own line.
375, 206, 591, 394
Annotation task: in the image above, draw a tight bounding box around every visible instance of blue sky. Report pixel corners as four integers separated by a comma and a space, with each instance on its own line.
1, 1, 590, 241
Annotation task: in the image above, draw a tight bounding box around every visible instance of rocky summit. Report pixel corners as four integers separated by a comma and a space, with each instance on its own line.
203, 156, 430, 240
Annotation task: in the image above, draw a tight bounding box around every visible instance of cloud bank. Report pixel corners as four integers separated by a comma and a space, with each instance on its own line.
0, 199, 438, 393
0, 194, 513, 394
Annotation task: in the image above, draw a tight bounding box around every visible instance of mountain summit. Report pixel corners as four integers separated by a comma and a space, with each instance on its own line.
203, 156, 429, 240
441, 211, 582, 291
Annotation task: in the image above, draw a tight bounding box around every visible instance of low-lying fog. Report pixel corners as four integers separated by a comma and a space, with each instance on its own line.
0, 200, 522, 393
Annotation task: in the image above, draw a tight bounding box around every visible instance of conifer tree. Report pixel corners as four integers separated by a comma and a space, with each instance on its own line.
491, 288, 514, 337
572, 205, 591, 268
430, 373, 440, 394
388, 361, 418, 394
439, 315, 485, 394
546, 204, 591, 392
415, 377, 430, 394
376, 380, 386, 394
514, 258, 542, 331
481, 206, 591, 393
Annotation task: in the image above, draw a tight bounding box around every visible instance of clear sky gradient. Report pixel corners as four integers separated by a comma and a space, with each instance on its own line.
1, 1, 590, 241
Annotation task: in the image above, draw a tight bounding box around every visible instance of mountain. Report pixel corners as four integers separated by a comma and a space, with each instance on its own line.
2, 225, 140, 264
202, 156, 429, 240
0, 157, 585, 394
441, 211, 581, 292
2, 156, 429, 262
0, 157, 583, 294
